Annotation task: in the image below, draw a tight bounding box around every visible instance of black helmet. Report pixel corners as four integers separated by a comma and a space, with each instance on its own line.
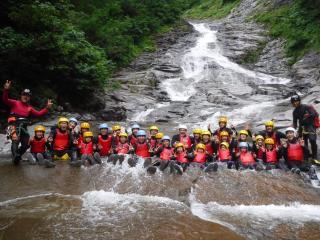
290, 95, 300, 103
21, 89, 32, 96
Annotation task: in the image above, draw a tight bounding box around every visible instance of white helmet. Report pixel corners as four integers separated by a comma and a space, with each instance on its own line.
178, 124, 188, 130
285, 127, 296, 135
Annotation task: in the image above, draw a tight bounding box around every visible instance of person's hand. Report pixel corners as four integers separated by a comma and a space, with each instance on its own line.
47, 99, 53, 109
207, 124, 211, 130
47, 136, 53, 142
4, 80, 11, 90
281, 139, 288, 148
299, 138, 305, 147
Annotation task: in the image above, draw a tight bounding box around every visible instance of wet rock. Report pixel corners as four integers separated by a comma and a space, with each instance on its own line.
100, 107, 127, 121
154, 64, 182, 73
291, 52, 320, 87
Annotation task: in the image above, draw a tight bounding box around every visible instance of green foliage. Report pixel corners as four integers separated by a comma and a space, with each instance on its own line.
254, 0, 320, 64
183, 0, 240, 19
0, 0, 196, 110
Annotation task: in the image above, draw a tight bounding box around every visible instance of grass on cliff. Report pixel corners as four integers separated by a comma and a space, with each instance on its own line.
254, 0, 320, 64
183, 0, 241, 19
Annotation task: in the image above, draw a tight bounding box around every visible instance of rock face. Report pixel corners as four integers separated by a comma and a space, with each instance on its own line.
216, 0, 320, 115
102, 21, 195, 121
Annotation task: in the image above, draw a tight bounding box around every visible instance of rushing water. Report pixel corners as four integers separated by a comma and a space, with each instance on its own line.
1, 22, 320, 240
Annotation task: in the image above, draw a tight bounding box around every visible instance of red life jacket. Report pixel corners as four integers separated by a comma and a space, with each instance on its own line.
80, 141, 93, 155
240, 151, 255, 165
135, 142, 150, 158
256, 146, 264, 159
180, 135, 192, 149
98, 135, 112, 156
218, 148, 230, 162
53, 129, 70, 151
287, 142, 304, 161
149, 137, 157, 149
160, 147, 173, 161
130, 135, 138, 145
30, 137, 46, 153
204, 141, 214, 155
175, 152, 189, 163
265, 149, 278, 164
116, 143, 130, 155
193, 152, 206, 163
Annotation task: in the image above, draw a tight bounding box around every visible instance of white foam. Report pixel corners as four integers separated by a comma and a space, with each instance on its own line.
191, 201, 320, 223
82, 190, 184, 207
131, 108, 155, 122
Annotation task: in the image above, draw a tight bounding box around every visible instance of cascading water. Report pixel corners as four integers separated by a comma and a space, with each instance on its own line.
162, 23, 290, 103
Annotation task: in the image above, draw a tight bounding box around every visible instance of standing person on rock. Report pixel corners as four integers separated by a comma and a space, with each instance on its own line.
2, 80, 53, 165
291, 95, 319, 163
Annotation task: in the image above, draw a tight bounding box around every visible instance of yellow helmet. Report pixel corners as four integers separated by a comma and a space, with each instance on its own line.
220, 131, 229, 137
265, 120, 275, 128
57, 117, 69, 127
119, 132, 128, 138
80, 122, 90, 129
239, 130, 249, 136
149, 125, 159, 131
34, 125, 46, 132
201, 130, 211, 136
155, 132, 164, 139
255, 135, 264, 141
112, 124, 121, 131
219, 116, 228, 123
196, 143, 206, 151
265, 138, 275, 145
175, 142, 185, 149
193, 128, 202, 135
83, 131, 93, 138
220, 142, 229, 149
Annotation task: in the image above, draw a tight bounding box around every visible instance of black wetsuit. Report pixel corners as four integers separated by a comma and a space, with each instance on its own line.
293, 104, 318, 159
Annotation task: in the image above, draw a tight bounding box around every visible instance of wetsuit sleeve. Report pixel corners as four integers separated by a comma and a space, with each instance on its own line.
2, 89, 17, 106
276, 131, 286, 139
187, 152, 194, 161
293, 110, 298, 129
206, 154, 214, 162
262, 151, 266, 163
154, 147, 163, 155
92, 136, 98, 144
29, 106, 48, 117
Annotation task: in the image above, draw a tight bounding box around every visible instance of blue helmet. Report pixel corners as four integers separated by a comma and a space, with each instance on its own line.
99, 123, 109, 129
162, 135, 171, 141
131, 123, 140, 129
69, 117, 78, 124
137, 130, 146, 136
239, 142, 249, 148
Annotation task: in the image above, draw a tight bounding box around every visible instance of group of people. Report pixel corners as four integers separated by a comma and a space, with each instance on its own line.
2, 80, 320, 177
